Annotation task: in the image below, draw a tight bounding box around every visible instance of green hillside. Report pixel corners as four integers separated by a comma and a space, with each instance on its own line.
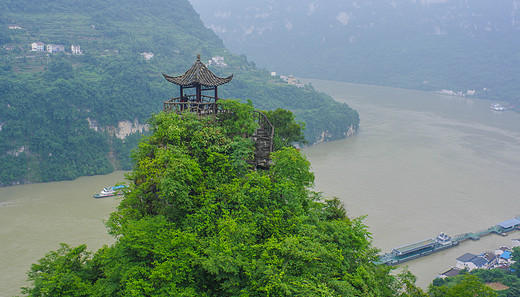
0, 0, 358, 185
22, 103, 420, 296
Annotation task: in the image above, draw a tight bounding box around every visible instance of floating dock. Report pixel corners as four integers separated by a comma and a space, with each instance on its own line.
377, 217, 520, 266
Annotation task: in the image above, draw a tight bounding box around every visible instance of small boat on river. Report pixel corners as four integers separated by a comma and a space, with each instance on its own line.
94, 185, 125, 198
490, 103, 506, 111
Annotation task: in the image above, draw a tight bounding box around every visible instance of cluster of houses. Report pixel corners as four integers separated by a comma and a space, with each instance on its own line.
207, 56, 227, 67
30, 42, 82, 54
271, 72, 305, 88
438, 239, 520, 278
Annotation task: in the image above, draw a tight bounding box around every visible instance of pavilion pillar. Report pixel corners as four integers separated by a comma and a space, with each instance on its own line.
196, 85, 201, 102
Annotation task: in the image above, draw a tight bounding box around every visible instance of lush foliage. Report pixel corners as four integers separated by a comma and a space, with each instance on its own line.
429, 274, 498, 297
22, 244, 96, 296
0, 56, 152, 185
23, 102, 416, 296
264, 108, 306, 149
0, 0, 359, 185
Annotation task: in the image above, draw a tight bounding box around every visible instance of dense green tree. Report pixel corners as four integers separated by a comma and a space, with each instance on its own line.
428, 274, 497, 297
22, 244, 95, 297
393, 269, 427, 297
45, 58, 74, 80
510, 247, 520, 278
264, 108, 306, 149
22, 101, 412, 296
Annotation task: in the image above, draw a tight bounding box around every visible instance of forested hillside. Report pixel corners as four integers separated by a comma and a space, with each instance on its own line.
0, 0, 358, 186
22, 102, 419, 296
191, 0, 520, 104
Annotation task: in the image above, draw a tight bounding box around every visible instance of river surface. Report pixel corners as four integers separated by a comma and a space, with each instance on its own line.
0, 171, 124, 296
301, 79, 520, 288
2, 81, 520, 295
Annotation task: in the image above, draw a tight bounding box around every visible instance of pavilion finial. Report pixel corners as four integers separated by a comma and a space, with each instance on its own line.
197, 54, 201, 61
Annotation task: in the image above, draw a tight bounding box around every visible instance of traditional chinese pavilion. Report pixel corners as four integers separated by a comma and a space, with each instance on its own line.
162, 54, 233, 115
162, 54, 274, 168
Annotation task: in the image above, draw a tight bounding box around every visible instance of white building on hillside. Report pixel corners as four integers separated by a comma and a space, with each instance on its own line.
46, 44, 65, 53
31, 42, 44, 51
141, 52, 154, 60
208, 56, 227, 67
71, 45, 82, 54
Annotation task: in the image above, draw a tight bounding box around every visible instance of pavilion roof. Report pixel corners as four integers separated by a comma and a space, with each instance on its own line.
163, 54, 233, 87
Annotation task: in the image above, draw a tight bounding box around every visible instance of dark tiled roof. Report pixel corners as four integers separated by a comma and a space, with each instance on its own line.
483, 252, 497, 262
471, 256, 488, 267
163, 54, 233, 87
457, 253, 476, 262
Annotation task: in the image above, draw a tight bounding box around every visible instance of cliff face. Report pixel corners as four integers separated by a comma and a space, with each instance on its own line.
346, 124, 356, 137
87, 118, 149, 139
315, 124, 357, 144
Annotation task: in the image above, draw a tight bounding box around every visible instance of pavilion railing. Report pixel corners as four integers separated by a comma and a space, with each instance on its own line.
163, 95, 218, 116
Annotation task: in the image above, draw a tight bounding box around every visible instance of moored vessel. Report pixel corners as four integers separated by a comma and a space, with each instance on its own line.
94, 185, 125, 198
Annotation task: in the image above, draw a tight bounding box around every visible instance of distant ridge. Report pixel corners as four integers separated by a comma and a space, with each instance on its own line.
192, 0, 520, 103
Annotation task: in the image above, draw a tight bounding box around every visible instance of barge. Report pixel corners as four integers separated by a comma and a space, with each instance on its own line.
377, 233, 458, 266
377, 217, 520, 266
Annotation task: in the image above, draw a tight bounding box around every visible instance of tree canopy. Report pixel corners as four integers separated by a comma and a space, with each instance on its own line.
23, 101, 417, 296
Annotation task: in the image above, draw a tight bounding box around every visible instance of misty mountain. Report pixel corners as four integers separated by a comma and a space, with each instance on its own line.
191, 0, 520, 101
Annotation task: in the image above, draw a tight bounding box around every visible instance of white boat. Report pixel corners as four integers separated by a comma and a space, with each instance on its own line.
436, 232, 453, 245
94, 185, 125, 198
490, 103, 506, 111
